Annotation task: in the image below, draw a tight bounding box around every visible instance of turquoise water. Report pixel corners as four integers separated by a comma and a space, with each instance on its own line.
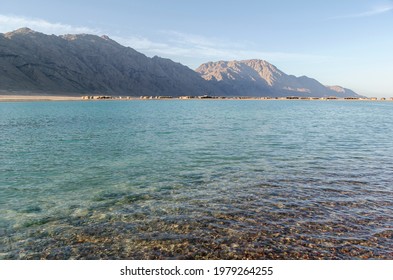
0, 100, 392, 259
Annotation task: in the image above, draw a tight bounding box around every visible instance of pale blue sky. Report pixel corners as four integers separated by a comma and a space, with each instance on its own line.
1, 0, 392, 96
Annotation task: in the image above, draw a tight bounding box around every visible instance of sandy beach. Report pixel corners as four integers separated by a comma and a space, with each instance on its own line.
0, 95, 83, 102
1, 94, 390, 102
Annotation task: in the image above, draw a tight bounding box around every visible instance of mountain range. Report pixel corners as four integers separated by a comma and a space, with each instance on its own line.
196, 60, 359, 97
0, 28, 361, 98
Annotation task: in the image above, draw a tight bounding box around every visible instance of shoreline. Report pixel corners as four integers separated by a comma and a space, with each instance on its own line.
0, 95, 83, 102
0, 94, 392, 102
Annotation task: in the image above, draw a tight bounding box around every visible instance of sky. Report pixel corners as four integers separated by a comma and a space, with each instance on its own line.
0, 0, 392, 97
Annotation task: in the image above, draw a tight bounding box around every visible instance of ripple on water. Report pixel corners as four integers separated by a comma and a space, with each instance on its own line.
1, 100, 393, 259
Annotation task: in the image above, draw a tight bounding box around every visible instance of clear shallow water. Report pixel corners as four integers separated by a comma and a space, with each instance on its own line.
0, 100, 392, 259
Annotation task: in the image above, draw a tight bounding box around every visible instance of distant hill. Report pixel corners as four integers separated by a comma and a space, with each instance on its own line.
0, 28, 360, 98
196, 59, 362, 98
0, 28, 214, 96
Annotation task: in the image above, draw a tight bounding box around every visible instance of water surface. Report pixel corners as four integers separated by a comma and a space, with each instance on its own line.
1, 100, 392, 259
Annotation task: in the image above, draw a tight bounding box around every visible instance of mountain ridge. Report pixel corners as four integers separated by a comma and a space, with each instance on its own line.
0, 28, 361, 98
196, 59, 361, 98
0, 27, 215, 96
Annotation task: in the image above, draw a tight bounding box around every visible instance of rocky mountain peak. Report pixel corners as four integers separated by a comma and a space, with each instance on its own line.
8, 27, 35, 34
325, 85, 358, 96
326, 85, 345, 93
61, 33, 100, 41
59, 33, 120, 48
196, 59, 284, 86
196, 59, 362, 98
4, 27, 38, 38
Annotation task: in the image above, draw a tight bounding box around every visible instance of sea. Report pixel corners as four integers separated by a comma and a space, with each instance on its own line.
0, 99, 392, 259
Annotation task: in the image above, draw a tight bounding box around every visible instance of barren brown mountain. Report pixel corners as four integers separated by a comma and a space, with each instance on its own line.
0, 28, 360, 98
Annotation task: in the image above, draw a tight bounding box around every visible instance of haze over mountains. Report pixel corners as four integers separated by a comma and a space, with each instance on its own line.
0, 28, 361, 98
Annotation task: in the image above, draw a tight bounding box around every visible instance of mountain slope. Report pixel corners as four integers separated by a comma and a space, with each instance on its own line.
0, 28, 360, 98
0, 28, 213, 96
196, 59, 362, 98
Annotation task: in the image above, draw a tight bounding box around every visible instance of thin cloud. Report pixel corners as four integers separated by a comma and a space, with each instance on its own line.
112, 35, 169, 50
118, 30, 327, 67
332, 4, 393, 19
0, 14, 98, 35
0, 15, 326, 68
161, 30, 224, 48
